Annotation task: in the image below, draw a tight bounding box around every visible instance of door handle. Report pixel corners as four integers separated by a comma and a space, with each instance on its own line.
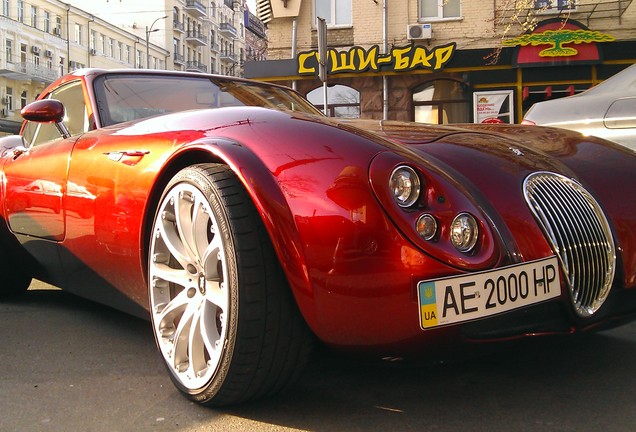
104, 150, 150, 162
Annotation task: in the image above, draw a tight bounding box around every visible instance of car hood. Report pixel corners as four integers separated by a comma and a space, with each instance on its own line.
331, 118, 636, 266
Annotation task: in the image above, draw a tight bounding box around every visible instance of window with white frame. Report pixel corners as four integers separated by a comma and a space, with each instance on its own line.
5, 87, 13, 111
74, 23, 82, 45
44, 11, 50, 33
307, 85, 360, 118
17, 0, 23, 22
419, 0, 461, 20
314, 0, 351, 26
30, 5, 37, 27
20, 90, 27, 109
5, 39, 13, 63
2, 0, 8, 17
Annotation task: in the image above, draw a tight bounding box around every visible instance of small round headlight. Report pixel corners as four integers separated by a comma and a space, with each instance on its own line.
389, 166, 421, 208
450, 213, 479, 253
416, 214, 437, 241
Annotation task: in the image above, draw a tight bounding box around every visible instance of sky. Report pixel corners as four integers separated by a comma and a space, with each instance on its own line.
246, 0, 256, 12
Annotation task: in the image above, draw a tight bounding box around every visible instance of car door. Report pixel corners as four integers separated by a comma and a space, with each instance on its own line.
3, 80, 89, 241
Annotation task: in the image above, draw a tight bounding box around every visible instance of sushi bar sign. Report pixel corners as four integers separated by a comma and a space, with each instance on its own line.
297, 43, 457, 76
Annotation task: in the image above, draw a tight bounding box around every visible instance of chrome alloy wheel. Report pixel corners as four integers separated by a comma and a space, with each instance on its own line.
149, 181, 230, 391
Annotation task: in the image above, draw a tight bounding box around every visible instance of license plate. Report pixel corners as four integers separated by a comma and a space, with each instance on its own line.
418, 256, 561, 329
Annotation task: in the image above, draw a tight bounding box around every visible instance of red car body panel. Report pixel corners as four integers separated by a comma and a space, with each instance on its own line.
1, 69, 635, 357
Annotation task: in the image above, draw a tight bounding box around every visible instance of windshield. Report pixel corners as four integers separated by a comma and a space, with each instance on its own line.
93, 73, 322, 126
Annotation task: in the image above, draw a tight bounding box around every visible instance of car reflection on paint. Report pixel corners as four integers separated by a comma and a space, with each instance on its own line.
7, 179, 62, 214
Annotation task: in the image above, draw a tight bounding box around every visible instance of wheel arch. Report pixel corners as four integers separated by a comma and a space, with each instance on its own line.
140, 138, 315, 330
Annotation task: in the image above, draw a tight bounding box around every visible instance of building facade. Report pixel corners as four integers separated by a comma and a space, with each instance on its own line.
1, 0, 269, 135
247, 0, 636, 123
65, 0, 268, 76
0, 0, 168, 134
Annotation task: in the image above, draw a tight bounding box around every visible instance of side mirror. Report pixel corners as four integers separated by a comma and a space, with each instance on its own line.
21, 99, 71, 139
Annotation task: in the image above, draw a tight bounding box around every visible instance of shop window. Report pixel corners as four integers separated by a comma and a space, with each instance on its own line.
315, 0, 352, 26
307, 85, 360, 118
419, 0, 461, 20
412, 79, 469, 124
521, 84, 586, 116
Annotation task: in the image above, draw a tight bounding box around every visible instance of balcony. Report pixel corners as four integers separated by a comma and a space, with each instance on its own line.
0, 61, 59, 83
496, 0, 633, 26
218, 22, 237, 38
220, 51, 238, 63
185, 0, 207, 18
173, 53, 185, 66
186, 61, 208, 73
185, 31, 208, 46
173, 20, 185, 33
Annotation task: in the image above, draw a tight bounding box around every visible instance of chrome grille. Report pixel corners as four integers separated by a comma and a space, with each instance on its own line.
523, 172, 616, 318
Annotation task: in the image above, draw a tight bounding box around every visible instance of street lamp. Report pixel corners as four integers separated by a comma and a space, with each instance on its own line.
146, 15, 168, 69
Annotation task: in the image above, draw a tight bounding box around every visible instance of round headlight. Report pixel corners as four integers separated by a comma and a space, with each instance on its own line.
450, 213, 479, 253
416, 213, 437, 241
389, 166, 421, 208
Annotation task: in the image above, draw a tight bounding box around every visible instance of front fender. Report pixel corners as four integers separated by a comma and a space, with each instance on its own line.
155, 137, 318, 328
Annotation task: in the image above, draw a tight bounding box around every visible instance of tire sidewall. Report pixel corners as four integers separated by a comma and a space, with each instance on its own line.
149, 165, 240, 402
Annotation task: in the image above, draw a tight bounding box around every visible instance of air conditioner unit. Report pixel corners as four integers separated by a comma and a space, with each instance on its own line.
31, 46, 41, 54
45, 49, 53, 58
407, 23, 432, 40
90, 49, 97, 55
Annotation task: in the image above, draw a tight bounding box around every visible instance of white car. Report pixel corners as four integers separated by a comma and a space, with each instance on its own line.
523, 63, 636, 152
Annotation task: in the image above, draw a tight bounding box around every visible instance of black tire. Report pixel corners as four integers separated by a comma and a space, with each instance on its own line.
0, 245, 32, 298
148, 163, 313, 406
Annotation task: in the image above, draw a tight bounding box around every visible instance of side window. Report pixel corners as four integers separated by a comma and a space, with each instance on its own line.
24, 80, 88, 147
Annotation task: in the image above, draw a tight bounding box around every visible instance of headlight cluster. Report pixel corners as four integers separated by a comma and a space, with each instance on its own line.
389, 165, 480, 254
389, 166, 420, 208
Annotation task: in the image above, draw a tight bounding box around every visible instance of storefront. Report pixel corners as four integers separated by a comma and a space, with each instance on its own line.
244, 18, 636, 124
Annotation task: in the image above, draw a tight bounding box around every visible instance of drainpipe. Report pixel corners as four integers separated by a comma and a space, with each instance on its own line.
382, 0, 388, 120
87, 16, 94, 67
66, 4, 71, 74
291, 16, 298, 90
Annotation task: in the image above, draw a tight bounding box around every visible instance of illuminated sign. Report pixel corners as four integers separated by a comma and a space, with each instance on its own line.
504, 19, 614, 67
503, 29, 614, 57
297, 43, 457, 77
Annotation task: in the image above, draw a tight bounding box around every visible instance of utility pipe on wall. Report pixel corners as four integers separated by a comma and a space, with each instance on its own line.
291, 17, 298, 90
383, 0, 388, 120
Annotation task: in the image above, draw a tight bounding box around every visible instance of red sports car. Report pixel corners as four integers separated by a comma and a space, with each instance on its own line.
1, 69, 635, 406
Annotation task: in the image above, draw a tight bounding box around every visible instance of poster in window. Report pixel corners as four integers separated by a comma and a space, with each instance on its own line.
473, 90, 514, 124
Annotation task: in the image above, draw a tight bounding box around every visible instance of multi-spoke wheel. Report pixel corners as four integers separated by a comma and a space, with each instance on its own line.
149, 164, 312, 406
